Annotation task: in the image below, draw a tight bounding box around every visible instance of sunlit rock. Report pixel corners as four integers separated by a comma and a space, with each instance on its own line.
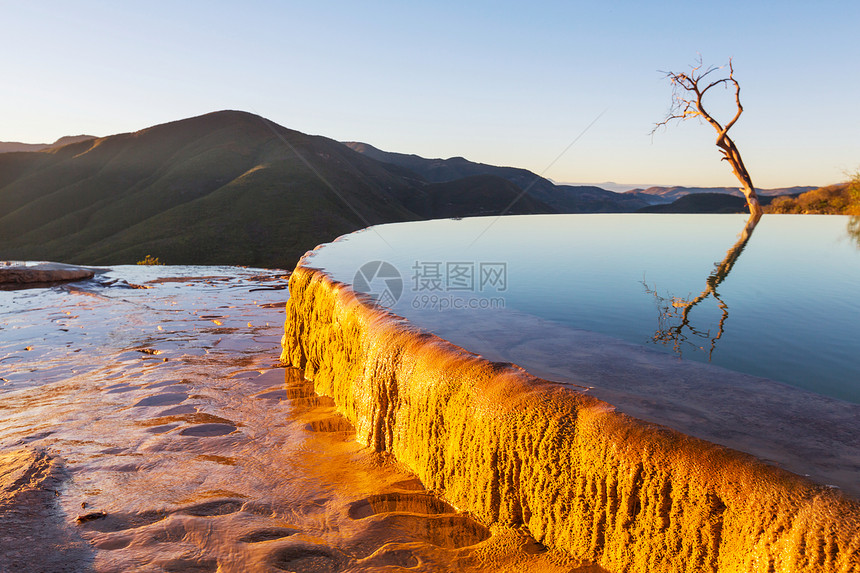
282, 262, 860, 573
0, 261, 96, 287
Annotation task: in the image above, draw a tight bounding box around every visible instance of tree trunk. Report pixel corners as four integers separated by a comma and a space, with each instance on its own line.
715, 132, 762, 217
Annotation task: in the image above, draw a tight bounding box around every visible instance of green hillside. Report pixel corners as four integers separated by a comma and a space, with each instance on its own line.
1, 111, 655, 269
344, 141, 650, 212
0, 135, 95, 154
403, 175, 555, 218
0, 111, 423, 268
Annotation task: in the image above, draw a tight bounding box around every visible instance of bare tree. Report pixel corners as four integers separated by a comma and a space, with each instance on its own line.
654, 58, 763, 217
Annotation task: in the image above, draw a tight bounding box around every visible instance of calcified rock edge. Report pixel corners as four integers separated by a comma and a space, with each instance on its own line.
0, 261, 95, 286
281, 263, 860, 573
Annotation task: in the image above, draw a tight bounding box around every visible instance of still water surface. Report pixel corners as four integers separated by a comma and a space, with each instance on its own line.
308, 214, 860, 403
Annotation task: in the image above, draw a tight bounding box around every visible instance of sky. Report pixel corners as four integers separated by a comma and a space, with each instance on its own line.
2, 0, 858, 189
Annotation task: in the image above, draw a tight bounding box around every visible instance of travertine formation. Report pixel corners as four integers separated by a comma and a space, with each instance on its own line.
281, 263, 860, 573
0, 262, 94, 285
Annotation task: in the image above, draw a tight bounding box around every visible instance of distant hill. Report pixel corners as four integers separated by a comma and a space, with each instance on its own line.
638, 192, 796, 214
0, 112, 423, 268
552, 184, 650, 213
404, 174, 555, 218
637, 193, 749, 213
0, 113, 582, 268
344, 141, 649, 213
555, 181, 660, 193
0, 113, 828, 268
626, 185, 817, 205
0, 135, 96, 154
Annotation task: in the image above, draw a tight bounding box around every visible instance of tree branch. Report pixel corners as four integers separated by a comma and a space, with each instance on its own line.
653, 57, 762, 216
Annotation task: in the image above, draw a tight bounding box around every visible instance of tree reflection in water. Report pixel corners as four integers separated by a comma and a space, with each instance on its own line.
643, 212, 761, 359
848, 216, 860, 249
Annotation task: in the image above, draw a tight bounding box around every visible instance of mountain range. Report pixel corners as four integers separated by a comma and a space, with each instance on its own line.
0, 111, 822, 268
0, 135, 96, 154
624, 185, 817, 205
344, 141, 652, 213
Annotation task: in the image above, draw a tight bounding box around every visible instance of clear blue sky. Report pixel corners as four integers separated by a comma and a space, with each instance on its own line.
2, 0, 858, 189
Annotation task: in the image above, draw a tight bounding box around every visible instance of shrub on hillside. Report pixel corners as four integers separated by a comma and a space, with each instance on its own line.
766, 181, 857, 214
136, 255, 163, 265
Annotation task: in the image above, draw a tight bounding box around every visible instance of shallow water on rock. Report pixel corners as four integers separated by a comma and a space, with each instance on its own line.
0, 265, 590, 572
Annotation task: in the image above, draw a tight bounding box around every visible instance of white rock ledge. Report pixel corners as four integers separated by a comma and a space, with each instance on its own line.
0, 262, 97, 286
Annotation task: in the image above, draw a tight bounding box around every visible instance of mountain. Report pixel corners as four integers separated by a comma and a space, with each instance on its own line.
555, 181, 660, 193
637, 193, 749, 213
403, 175, 555, 218
1, 112, 823, 269
345, 141, 552, 188
0, 112, 423, 268
638, 192, 797, 214
344, 141, 650, 213
0, 135, 96, 154
0, 112, 578, 268
51, 135, 98, 148
626, 185, 818, 205
551, 184, 650, 212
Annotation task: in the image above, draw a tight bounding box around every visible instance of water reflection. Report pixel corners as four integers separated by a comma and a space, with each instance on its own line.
308, 214, 860, 401
643, 212, 761, 359
848, 217, 860, 249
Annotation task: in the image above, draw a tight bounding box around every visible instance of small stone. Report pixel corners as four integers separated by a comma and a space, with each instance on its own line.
76, 511, 107, 523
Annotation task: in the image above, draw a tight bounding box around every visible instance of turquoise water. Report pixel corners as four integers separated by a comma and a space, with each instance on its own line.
306, 214, 860, 403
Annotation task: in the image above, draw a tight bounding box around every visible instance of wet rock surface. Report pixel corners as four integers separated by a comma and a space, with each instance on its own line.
0, 449, 93, 572
0, 265, 578, 572
0, 261, 97, 288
